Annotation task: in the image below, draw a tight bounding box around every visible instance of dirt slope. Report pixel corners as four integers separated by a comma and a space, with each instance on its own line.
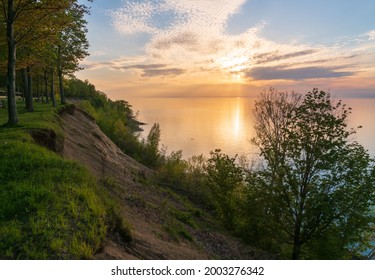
59, 105, 269, 260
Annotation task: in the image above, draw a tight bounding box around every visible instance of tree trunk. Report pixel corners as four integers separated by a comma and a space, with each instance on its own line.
292, 219, 302, 260
44, 70, 49, 104
36, 77, 40, 102
57, 45, 66, 105
50, 68, 56, 107
292, 240, 301, 260
21, 68, 28, 104
26, 66, 34, 112
6, 0, 18, 125
58, 71, 65, 105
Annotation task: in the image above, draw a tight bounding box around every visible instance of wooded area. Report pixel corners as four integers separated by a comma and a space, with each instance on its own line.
0, 0, 90, 124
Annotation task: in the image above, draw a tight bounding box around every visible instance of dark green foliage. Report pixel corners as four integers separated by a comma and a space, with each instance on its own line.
141, 123, 163, 167
171, 209, 197, 228
162, 218, 193, 242
237, 171, 280, 251
184, 155, 214, 209
206, 149, 243, 230
156, 152, 215, 211
248, 88, 375, 259
64, 78, 98, 100
157, 150, 187, 186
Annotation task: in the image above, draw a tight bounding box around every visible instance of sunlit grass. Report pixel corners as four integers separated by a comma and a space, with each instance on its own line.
0, 141, 107, 259
0, 101, 63, 143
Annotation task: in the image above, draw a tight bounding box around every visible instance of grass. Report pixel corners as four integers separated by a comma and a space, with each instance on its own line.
162, 218, 194, 242
0, 101, 129, 259
0, 101, 63, 144
0, 141, 107, 259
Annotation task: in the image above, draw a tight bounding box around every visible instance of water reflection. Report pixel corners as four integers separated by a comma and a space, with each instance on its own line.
233, 99, 241, 139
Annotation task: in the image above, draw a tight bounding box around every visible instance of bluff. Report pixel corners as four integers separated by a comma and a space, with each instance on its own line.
58, 104, 269, 259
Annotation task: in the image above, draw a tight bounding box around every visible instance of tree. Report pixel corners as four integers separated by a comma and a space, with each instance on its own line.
142, 123, 162, 167
56, 2, 89, 104
250, 88, 375, 259
206, 149, 243, 230
2, 0, 18, 124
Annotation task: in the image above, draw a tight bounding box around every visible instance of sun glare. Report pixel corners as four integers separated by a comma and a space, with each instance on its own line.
218, 53, 248, 70
216, 51, 248, 82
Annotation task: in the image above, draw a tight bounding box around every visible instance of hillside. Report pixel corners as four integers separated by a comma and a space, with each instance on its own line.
2, 98, 372, 259
59, 104, 269, 259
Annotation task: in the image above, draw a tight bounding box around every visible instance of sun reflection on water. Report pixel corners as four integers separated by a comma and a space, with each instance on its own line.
233, 99, 241, 139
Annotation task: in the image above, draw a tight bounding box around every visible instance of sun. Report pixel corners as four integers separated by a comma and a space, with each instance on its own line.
216, 51, 248, 82
217, 53, 248, 70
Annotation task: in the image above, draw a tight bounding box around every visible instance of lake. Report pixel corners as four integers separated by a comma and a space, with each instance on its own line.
127, 97, 375, 159
128, 96, 375, 258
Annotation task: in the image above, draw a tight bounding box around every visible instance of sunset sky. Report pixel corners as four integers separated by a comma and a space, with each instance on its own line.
77, 0, 375, 99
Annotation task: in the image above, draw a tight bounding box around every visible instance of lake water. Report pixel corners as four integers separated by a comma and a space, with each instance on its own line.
127, 97, 375, 159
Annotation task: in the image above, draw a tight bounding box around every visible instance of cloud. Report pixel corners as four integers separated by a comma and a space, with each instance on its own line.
111, 0, 247, 35
100, 1, 373, 83
81, 59, 185, 77
151, 31, 199, 51
120, 63, 186, 77
246, 66, 354, 81
111, 1, 160, 34
111, 0, 249, 63
91, 50, 107, 57
142, 68, 185, 77
81, 61, 114, 70
120, 64, 168, 70
110, 1, 339, 79
368, 30, 375, 40
253, 50, 318, 64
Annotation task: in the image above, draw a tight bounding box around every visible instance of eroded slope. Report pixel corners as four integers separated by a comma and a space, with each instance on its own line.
59, 105, 269, 260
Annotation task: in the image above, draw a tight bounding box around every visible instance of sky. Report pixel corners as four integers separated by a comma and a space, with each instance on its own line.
76, 0, 375, 99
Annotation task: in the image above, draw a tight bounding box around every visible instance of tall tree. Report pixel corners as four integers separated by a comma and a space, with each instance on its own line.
50, 67, 56, 107
2, 0, 18, 124
56, 2, 89, 104
145, 123, 161, 166
43, 68, 49, 103
250, 88, 375, 259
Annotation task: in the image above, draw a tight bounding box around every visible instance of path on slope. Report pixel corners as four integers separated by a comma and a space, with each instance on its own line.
59, 104, 268, 260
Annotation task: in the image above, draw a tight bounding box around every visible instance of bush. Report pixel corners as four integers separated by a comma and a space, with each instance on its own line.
206, 149, 243, 230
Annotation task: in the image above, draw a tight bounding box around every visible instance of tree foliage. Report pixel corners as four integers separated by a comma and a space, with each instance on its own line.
56, 2, 89, 104
249, 88, 375, 259
141, 123, 163, 167
206, 149, 243, 230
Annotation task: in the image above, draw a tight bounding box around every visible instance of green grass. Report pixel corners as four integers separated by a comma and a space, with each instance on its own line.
0, 101, 127, 259
0, 141, 107, 259
0, 101, 64, 144
162, 218, 193, 242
